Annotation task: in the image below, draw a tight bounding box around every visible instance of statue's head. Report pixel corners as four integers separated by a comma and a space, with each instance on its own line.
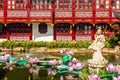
97, 26, 102, 29
97, 26, 102, 35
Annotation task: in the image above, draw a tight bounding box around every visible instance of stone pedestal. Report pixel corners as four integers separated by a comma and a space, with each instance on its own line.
87, 26, 109, 74
87, 59, 108, 74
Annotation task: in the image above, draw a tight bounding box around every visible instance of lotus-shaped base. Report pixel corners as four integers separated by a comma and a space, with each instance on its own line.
87, 59, 108, 74
87, 59, 108, 68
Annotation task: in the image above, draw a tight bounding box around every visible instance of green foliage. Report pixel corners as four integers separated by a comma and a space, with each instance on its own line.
81, 67, 89, 80
106, 33, 120, 48
0, 41, 92, 49
1, 41, 15, 48
104, 55, 115, 63
99, 68, 110, 76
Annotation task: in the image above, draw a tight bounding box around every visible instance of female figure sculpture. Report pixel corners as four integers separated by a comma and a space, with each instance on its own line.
88, 27, 106, 61
87, 26, 108, 74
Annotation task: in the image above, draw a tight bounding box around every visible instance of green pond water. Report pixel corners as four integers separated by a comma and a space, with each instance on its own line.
0, 53, 120, 80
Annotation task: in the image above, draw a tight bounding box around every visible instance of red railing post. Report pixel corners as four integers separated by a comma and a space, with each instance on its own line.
4, 0, 9, 40
4, 0, 7, 25
92, 0, 96, 40
27, 0, 32, 40
72, 0, 75, 41
52, 0, 56, 41
92, 0, 96, 23
109, 0, 112, 24
27, 0, 30, 24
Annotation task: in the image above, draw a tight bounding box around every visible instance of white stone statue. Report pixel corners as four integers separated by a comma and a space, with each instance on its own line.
88, 26, 106, 61
87, 27, 108, 74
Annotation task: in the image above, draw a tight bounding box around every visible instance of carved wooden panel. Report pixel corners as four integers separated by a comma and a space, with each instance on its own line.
7, 10, 27, 18
55, 12, 72, 18
75, 36, 92, 41
10, 36, 29, 41
96, 11, 109, 17
75, 12, 92, 18
30, 11, 51, 17
56, 36, 72, 41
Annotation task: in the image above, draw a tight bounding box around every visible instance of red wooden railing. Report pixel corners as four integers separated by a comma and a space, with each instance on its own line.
0, 0, 119, 24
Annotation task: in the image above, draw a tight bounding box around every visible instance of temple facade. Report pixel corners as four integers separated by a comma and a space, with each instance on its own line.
0, 0, 120, 42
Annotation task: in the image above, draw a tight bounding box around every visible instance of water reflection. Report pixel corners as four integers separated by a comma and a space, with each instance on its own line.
0, 52, 120, 80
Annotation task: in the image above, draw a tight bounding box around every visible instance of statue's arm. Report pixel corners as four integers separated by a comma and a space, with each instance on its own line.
94, 34, 98, 40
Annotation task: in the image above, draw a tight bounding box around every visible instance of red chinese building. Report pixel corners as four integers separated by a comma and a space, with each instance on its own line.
0, 0, 120, 42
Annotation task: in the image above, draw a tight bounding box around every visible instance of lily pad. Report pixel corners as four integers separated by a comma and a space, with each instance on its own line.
62, 55, 72, 62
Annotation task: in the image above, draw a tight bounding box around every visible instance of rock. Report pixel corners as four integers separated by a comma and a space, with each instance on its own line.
115, 46, 120, 53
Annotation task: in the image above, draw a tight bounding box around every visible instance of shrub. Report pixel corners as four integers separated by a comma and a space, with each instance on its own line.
0, 41, 92, 49
106, 33, 120, 48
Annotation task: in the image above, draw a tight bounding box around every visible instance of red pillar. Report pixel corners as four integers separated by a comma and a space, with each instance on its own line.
7, 28, 10, 40
30, 25, 32, 40
92, 0, 96, 40
72, 25, 75, 41
72, 0, 75, 41
52, 0, 56, 41
4, 0, 9, 40
109, 0, 112, 39
92, 0, 96, 23
27, 0, 30, 23
27, 0, 32, 40
4, 0, 7, 24
109, 0, 112, 24
91, 27, 95, 40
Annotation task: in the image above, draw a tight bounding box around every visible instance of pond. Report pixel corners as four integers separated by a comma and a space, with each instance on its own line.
0, 52, 120, 80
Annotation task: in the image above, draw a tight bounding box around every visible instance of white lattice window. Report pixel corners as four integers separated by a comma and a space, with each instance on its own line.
96, 0, 110, 9
75, 0, 92, 9
30, 0, 52, 10
105, 0, 109, 9
55, 0, 72, 10
7, 0, 27, 9
0, 0, 3, 9
75, 23, 92, 35
112, 0, 120, 9
56, 23, 70, 34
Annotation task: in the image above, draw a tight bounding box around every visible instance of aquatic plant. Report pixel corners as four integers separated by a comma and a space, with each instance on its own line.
88, 75, 100, 80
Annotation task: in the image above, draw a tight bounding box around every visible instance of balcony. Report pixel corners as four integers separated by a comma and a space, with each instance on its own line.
30, 10, 52, 22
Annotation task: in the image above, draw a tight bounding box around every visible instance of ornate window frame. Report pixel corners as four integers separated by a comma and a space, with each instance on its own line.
7, 0, 27, 9
38, 23, 48, 34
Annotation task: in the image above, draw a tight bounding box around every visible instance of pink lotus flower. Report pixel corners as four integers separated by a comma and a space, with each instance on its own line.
29, 68, 39, 74
106, 63, 117, 72
113, 76, 120, 80
48, 69, 57, 75
29, 57, 39, 64
72, 63, 84, 70
66, 50, 74, 55
4, 54, 11, 60
49, 59, 57, 66
0, 56, 4, 60
3, 65, 9, 70
60, 76, 64, 80
88, 75, 100, 80
0, 54, 11, 61
71, 58, 78, 64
